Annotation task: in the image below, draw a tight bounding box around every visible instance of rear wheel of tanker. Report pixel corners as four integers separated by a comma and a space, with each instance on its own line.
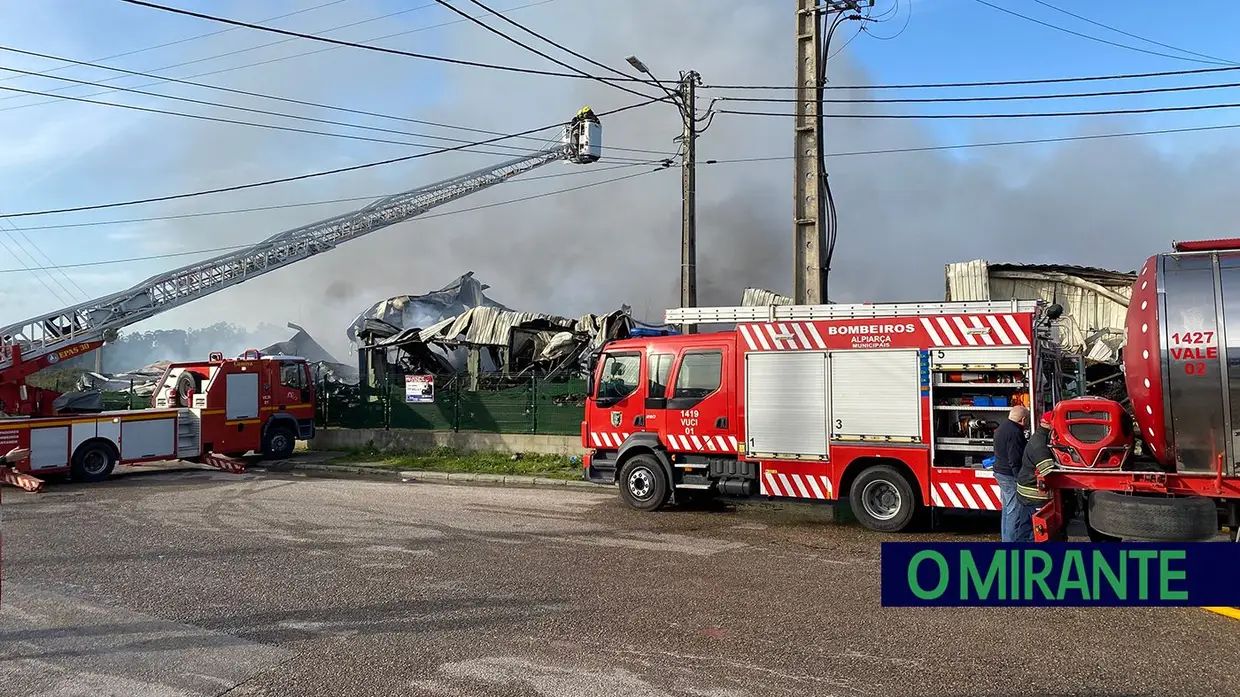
71, 441, 116, 483
618, 454, 670, 512
849, 465, 918, 533
1088, 491, 1217, 541
261, 424, 296, 460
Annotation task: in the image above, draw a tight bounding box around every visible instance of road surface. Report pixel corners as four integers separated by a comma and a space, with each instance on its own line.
1, 467, 1236, 696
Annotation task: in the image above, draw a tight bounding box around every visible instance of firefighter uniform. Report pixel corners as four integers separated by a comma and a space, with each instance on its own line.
1012, 411, 1055, 542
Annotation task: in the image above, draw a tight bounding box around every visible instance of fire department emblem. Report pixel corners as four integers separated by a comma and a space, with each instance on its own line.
610, 411, 622, 428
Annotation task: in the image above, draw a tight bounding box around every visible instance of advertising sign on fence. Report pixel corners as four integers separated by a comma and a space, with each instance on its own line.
405, 375, 435, 403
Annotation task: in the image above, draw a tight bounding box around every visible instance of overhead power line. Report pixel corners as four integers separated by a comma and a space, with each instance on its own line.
19, 118, 1239, 234
463, 0, 640, 81
0, 165, 670, 274
0, 44, 669, 157
1030, 0, 1234, 66
0, 96, 665, 219
716, 78, 1240, 104
0, 65, 661, 164
430, 0, 660, 102
701, 64, 1240, 92
0, 0, 560, 126
17, 161, 668, 232
969, 0, 1229, 66
719, 100, 1240, 119
116, 0, 669, 83
699, 119, 1240, 164
0, 0, 350, 88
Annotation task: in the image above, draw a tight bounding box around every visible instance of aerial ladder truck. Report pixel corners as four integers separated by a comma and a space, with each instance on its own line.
0, 109, 602, 491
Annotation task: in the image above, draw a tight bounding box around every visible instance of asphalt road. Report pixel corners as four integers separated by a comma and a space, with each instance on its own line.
1, 466, 1237, 697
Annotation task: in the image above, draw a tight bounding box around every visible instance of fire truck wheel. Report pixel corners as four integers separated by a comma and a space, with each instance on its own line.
849, 465, 918, 533
174, 372, 200, 407
618, 454, 670, 511
71, 441, 117, 483
1088, 491, 1218, 542
262, 424, 297, 460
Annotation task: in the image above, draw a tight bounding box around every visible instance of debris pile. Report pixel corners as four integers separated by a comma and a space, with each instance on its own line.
352, 272, 660, 387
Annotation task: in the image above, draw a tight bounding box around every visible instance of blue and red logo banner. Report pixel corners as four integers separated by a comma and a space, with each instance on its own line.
881, 542, 1240, 607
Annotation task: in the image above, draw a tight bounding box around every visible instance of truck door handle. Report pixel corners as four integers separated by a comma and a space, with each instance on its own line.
716, 417, 727, 428
633, 415, 645, 426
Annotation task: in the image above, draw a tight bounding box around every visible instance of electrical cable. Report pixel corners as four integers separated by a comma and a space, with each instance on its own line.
116, 0, 667, 83
12, 116, 1235, 234
17, 160, 669, 232
431, 0, 661, 102
0, 230, 74, 304
0, 44, 671, 157
0, 164, 671, 274
969, 0, 1230, 66
817, 11, 858, 298
699, 119, 1240, 163
702, 64, 1240, 92
20, 116, 1235, 233
0, 0, 349, 88
862, 0, 911, 41
0, 0, 562, 119
716, 78, 1240, 104
719, 100, 1240, 119
0, 67, 661, 164
463, 0, 646, 82
0, 96, 666, 218
1031, 0, 1234, 65
0, 218, 89, 299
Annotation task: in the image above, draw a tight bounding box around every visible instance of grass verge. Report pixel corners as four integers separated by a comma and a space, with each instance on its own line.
329, 445, 581, 480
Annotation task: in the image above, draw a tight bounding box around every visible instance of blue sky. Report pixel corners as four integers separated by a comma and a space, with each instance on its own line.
0, 0, 1237, 351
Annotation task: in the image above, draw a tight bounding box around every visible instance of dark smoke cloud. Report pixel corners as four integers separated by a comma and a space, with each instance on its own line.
100, 0, 1239, 359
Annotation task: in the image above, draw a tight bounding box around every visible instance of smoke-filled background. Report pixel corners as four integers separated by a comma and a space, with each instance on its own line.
1, 0, 1237, 363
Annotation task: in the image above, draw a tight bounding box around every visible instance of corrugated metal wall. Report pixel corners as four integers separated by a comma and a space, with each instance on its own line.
946, 260, 1132, 359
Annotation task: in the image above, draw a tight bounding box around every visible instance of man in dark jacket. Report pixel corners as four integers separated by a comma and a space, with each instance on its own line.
992, 405, 1028, 542
1013, 411, 1057, 542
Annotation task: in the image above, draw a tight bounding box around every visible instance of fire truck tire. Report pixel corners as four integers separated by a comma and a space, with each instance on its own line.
849, 465, 918, 533
262, 424, 297, 460
70, 440, 117, 483
1088, 491, 1218, 542
174, 372, 200, 407
618, 454, 670, 512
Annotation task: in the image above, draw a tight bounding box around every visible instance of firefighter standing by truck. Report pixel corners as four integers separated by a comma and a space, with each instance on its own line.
992, 406, 1029, 542
1013, 411, 1056, 542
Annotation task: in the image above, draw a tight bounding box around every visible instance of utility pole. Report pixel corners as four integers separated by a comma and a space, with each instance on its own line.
625, 56, 705, 334
679, 70, 699, 334
793, 0, 823, 306
793, 0, 864, 306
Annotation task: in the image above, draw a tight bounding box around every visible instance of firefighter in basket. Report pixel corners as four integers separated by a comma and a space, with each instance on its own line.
1013, 411, 1056, 542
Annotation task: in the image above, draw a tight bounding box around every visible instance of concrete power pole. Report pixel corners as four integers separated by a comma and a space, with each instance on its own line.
680, 70, 699, 334
793, 0, 824, 306
793, 0, 864, 305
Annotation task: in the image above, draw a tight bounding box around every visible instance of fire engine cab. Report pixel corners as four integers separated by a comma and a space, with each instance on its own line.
582, 300, 1066, 533
0, 350, 314, 492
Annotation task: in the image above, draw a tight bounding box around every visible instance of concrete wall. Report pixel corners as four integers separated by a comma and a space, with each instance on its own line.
306, 428, 585, 457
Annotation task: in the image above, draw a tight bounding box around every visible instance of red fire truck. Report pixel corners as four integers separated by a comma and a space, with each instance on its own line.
582, 299, 1066, 533
0, 107, 602, 492
1033, 238, 1240, 542
0, 349, 314, 492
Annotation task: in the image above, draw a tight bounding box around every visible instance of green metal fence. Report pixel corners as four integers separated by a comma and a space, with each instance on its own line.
315, 373, 587, 435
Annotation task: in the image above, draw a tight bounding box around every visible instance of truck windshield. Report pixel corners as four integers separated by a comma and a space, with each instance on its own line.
597, 353, 640, 403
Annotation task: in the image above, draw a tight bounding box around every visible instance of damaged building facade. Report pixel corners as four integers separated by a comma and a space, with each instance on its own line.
945, 258, 1135, 401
